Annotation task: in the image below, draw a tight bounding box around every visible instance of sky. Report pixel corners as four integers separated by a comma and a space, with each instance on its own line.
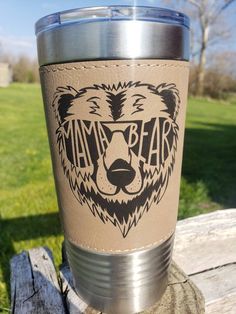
0, 0, 235, 61
0, 0, 163, 59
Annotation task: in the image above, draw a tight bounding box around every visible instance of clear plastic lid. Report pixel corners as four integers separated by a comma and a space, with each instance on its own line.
35, 5, 190, 35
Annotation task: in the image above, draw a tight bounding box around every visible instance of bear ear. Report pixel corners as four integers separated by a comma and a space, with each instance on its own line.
155, 83, 180, 120
52, 86, 78, 124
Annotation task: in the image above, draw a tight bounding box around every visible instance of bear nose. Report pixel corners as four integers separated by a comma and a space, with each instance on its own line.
107, 159, 135, 188
104, 132, 131, 169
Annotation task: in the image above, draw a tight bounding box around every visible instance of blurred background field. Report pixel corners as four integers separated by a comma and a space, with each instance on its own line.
1, 83, 236, 309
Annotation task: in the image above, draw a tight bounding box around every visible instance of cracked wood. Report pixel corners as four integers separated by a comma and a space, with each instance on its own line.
10, 247, 65, 314
11, 208, 236, 313
174, 209, 236, 313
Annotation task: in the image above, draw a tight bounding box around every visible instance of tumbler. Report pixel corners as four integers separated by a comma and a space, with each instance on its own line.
36, 5, 190, 313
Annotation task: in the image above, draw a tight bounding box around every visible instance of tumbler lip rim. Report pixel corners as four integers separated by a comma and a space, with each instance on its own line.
35, 5, 190, 36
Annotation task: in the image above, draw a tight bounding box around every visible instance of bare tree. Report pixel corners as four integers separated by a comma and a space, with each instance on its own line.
187, 0, 236, 95
166, 0, 236, 95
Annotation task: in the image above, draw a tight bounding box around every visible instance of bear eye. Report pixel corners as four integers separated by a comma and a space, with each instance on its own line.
102, 124, 113, 142
123, 125, 131, 144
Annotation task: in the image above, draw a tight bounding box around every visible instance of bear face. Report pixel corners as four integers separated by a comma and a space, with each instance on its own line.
53, 81, 180, 237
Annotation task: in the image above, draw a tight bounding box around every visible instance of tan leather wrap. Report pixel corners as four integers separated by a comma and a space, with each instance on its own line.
40, 59, 189, 253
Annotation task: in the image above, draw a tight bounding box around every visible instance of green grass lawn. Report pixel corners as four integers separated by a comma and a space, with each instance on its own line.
0, 83, 236, 310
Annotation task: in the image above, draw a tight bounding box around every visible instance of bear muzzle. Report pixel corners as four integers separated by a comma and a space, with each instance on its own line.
107, 159, 135, 188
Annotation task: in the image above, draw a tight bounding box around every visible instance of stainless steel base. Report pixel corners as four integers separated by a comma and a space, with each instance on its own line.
65, 234, 174, 314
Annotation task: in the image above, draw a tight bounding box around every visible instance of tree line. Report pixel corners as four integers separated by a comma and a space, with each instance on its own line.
1, 53, 235, 99
1, 0, 236, 100
0, 54, 39, 83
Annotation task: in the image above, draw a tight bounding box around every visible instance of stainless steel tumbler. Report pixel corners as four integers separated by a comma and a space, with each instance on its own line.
36, 6, 190, 313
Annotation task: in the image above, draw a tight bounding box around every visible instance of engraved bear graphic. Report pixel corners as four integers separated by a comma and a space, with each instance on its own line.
53, 81, 180, 237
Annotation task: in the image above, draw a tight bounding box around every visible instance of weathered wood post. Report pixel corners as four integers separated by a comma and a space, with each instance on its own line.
10, 209, 236, 313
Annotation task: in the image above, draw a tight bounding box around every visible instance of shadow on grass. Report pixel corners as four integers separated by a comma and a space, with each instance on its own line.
182, 122, 236, 207
0, 213, 61, 303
